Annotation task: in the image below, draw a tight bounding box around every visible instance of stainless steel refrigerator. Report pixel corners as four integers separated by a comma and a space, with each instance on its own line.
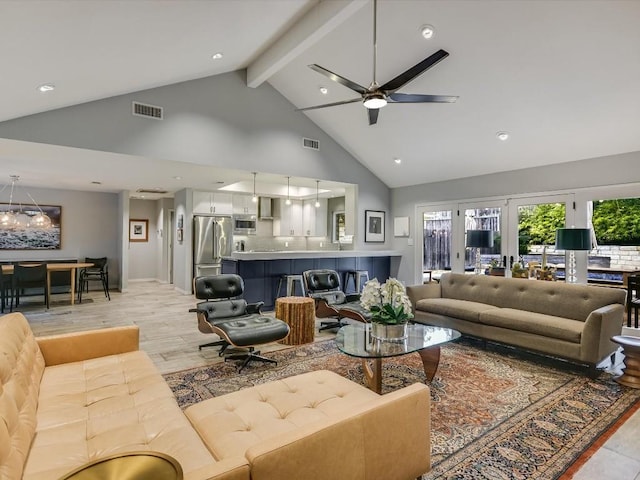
193, 215, 233, 278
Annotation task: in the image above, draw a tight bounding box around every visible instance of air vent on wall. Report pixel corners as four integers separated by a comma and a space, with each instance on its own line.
302, 137, 320, 151
136, 188, 169, 194
132, 102, 163, 120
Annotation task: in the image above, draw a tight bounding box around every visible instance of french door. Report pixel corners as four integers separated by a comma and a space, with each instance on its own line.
506, 194, 574, 278
460, 201, 507, 274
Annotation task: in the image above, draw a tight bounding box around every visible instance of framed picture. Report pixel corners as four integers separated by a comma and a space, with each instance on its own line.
0, 203, 62, 250
365, 210, 385, 243
129, 219, 149, 242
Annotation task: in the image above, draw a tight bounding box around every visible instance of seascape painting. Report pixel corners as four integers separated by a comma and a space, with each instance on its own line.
0, 203, 61, 250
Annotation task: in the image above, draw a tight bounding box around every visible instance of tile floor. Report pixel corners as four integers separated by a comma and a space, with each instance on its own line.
6, 281, 640, 479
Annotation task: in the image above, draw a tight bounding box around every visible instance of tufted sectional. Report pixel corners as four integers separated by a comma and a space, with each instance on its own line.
0, 312, 431, 480
406, 273, 626, 367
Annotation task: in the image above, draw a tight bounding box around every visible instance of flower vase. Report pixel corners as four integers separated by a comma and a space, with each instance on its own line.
371, 322, 408, 343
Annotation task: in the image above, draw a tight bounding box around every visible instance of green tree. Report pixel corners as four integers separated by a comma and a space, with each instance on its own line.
592, 199, 640, 244
518, 203, 565, 246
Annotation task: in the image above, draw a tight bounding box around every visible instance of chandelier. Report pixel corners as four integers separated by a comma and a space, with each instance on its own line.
0, 175, 52, 229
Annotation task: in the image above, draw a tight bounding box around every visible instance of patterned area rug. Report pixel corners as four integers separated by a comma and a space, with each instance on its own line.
164, 339, 640, 479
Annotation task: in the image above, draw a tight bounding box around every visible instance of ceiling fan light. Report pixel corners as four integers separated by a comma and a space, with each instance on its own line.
363, 95, 387, 109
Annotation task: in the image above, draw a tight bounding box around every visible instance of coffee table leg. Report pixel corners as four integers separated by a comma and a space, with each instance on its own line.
417, 346, 441, 381
362, 358, 382, 394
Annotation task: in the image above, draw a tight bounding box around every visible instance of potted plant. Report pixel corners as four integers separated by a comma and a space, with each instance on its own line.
511, 262, 528, 278
360, 278, 414, 342
488, 258, 505, 276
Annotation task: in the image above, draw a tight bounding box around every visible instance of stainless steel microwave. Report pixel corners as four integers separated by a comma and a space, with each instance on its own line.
233, 215, 257, 234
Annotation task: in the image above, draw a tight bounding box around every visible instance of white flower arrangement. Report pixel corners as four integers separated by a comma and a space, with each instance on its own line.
360, 278, 414, 325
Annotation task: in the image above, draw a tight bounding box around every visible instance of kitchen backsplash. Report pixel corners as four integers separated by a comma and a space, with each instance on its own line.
232, 234, 348, 252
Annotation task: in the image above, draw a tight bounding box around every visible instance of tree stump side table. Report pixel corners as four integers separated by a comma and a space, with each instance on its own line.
275, 296, 315, 345
611, 335, 640, 389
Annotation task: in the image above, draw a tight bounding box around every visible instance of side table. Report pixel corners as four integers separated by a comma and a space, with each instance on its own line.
275, 296, 315, 345
58, 451, 182, 480
611, 335, 640, 389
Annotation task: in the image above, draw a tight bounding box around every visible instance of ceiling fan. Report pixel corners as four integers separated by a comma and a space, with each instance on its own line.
297, 0, 458, 125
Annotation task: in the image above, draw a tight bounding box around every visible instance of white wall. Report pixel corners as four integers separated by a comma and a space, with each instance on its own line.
0, 186, 120, 287
391, 150, 640, 285
128, 199, 158, 280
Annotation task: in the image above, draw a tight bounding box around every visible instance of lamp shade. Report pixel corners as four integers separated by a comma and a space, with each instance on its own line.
466, 230, 494, 248
555, 228, 591, 251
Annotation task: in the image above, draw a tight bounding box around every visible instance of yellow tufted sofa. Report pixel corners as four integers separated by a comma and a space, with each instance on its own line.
0, 312, 431, 480
407, 272, 626, 368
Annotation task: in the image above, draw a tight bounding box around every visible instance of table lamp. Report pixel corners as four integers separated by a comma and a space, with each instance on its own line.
555, 228, 591, 283
466, 230, 494, 274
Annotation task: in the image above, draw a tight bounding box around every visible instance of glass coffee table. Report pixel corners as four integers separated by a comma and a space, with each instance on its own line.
335, 323, 461, 394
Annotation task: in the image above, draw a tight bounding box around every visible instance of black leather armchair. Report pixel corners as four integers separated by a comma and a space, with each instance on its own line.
190, 274, 290, 372
302, 269, 370, 331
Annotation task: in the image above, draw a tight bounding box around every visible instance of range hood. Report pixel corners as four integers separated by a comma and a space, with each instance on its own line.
258, 197, 273, 219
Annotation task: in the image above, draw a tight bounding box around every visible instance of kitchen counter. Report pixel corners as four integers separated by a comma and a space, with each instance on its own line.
223, 250, 401, 261
221, 251, 399, 310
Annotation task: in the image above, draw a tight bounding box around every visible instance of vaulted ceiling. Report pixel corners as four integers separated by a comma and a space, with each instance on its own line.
1, 0, 639, 194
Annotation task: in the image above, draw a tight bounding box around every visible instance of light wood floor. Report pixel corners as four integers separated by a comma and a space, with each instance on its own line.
8, 282, 640, 480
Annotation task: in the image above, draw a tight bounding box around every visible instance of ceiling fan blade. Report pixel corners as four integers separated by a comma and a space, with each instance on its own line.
368, 108, 379, 125
380, 49, 450, 93
308, 64, 368, 95
388, 93, 458, 103
296, 98, 362, 112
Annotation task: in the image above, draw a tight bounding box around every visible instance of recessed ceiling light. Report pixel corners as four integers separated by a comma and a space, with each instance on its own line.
211, 52, 223, 60
394, 157, 402, 164
319, 87, 328, 95
496, 131, 510, 141
90, 181, 102, 185
37, 83, 55, 93
420, 25, 435, 39
173, 176, 182, 180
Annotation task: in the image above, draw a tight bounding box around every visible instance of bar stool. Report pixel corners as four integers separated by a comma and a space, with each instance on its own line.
276, 274, 306, 297
344, 270, 369, 294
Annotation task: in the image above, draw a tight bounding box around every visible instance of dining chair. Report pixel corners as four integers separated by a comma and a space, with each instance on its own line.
627, 273, 640, 329
11, 263, 48, 311
78, 257, 110, 302
0, 265, 13, 313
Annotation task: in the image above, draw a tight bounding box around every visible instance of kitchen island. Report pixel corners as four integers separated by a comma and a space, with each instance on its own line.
222, 250, 400, 310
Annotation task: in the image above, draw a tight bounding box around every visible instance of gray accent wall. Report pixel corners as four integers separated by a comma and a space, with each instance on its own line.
392, 150, 640, 285
0, 186, 120, 288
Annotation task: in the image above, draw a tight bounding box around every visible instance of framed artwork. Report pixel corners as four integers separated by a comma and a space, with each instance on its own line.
129, 219, 149, 242
0, 203, 62, 250
365, 210, 385, 243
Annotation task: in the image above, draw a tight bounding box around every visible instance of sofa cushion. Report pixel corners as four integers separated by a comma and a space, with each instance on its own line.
0, 313, 45, 480
478, 308, 584, 343
184, 370, 379, 461
415, 298, 498, 322
439, 273, 626, 322
22, 350, 219, 480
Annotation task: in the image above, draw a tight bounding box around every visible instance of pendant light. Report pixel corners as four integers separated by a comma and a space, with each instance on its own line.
285, 176, 292, 205
314, 180, 320, 208
0, 175, 52, 229
251, 172, 258, 203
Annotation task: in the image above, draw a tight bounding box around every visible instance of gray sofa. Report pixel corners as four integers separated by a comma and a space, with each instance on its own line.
406, 272, 626, 367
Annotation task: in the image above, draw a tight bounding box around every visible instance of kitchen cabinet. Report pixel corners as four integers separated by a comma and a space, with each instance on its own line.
193, 191, 233, 215
303, 199, 328, 236
232, 194, 258, 215
273, 199, 304, 236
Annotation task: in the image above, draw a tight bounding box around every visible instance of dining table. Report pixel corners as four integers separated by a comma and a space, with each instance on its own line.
1, 262, 94, 307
